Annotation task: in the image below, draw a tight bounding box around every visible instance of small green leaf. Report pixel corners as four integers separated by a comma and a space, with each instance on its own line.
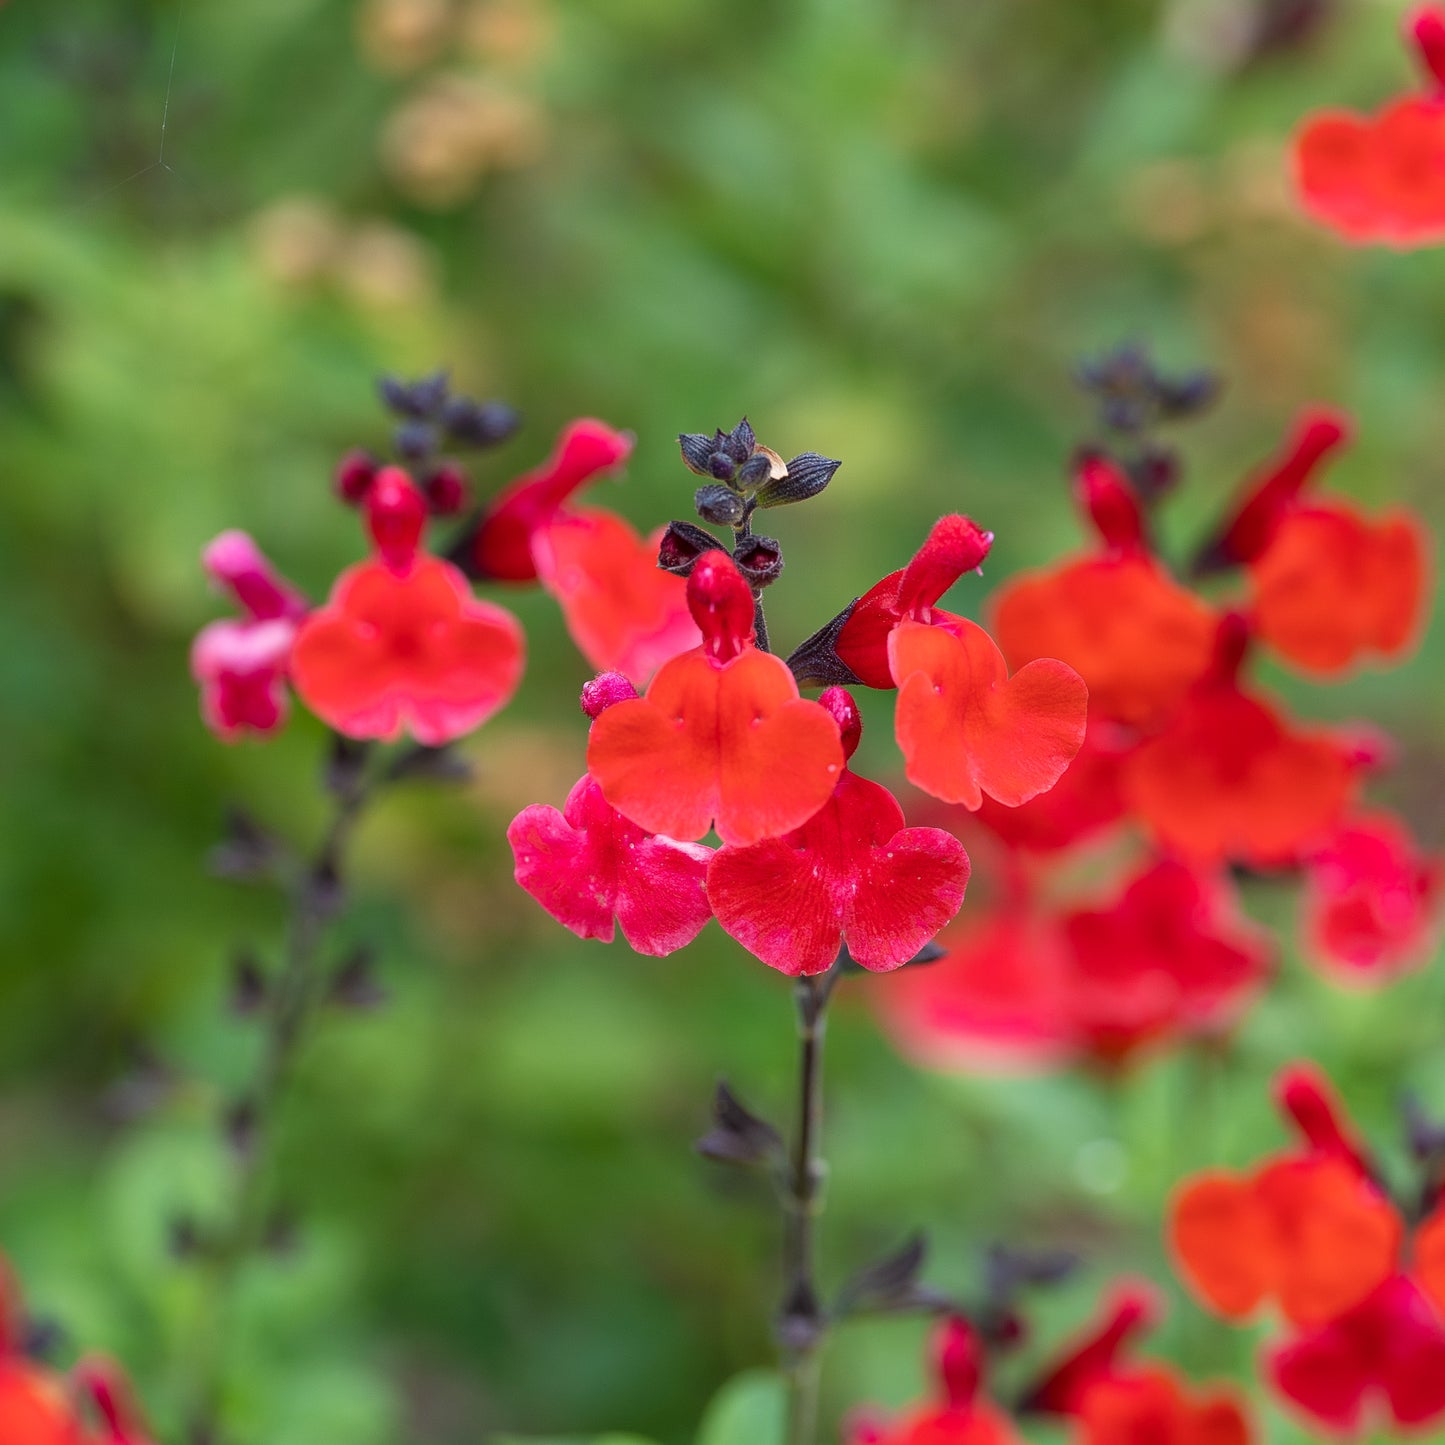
694, 1370, 786, 1445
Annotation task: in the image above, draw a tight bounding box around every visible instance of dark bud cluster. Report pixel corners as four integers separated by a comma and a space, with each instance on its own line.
677, 418, 841, 515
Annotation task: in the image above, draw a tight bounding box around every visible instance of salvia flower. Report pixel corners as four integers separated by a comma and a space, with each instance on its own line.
191, 531, 309, 742
991, 456, 1216, 728
836, 515, 1089, 809
1301, 810, 1443, 982
291, 467, 524, 744
508, 674, 715, 957
586, 552, 844, 846
705, 687, 970, 976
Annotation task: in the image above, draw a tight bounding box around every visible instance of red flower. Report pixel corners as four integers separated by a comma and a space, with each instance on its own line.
1302, 811, 1443, 983
1249, 503, 1429, 675
878, 859, 1267, 1073
845, 1318, 1022, 1445
509, 676, 714, 956
991, 458, 1216, 728
586, 552, 844, 846
530, 507, 699, 684
1170, 1067, 1399, 1329
473, 419, 635, 582
191, 531, 309, 742
706, 688, 970, 976
1267, 1276, 1445, 1437
1296, 99, 1445, 247
291, 468, 524, 745
1057, 859, 1270, 1067
1074, 1367, 1252, 1445
1122, 614, 1357, 865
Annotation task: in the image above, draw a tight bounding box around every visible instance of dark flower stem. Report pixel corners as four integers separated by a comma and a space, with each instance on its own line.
781, 961, 842, 1445
185, 739, 414, 1444
735, 511, 771, 654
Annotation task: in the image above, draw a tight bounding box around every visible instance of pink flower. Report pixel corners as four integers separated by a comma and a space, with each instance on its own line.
191, 531, 309, 742
705, 688, 970, 976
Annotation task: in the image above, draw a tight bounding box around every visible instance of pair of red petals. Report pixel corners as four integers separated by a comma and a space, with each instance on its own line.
1296, 97, 1445, 247
291, 554, 524, 747
513, 689, 971, 973
475, 419, 699, 683
1303, 811, 1443, 982
878, 858, 1269, 1074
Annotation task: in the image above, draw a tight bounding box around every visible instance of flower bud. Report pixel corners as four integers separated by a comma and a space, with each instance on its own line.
732, 534, 784, 588
657, 519, 720, 576
1409, 3, 1445, 90
818, 686, 862, 760
334, 448, 379, 505
394, 420, 437, 462
443, 396, 520, 447
1074, 454, 1145, 554
202, 531, 308, 622
580, 671, 640, 719
424, 463, 470, 514
755, 452, 841, 509
695, 483, 748, 526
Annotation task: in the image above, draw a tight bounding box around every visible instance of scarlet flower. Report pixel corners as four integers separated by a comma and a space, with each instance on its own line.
586, 552, 844, 846
1249, 503, 1429, 675
844, 1317, 1022, 1445
191, 531, 309, 742
705, 688, 970, 976
509, 674, 714, 956
1122, 614, 1358, 866
878, 859, 1268, 1073
1170, 1066, 1399, 1329
1073, 1366, 1252, 1445
1266, 1276, 1445, 1436
1301, 811, 1443, 983
991, 457, 1216, 728
291, 468, 524, 745
841, 513, 1087, 809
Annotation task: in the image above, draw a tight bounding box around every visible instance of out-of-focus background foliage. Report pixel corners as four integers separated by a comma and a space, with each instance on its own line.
3, 0, 1445, 1441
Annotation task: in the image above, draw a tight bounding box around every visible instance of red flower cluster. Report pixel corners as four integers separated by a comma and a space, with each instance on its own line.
848, 1287, 1252, 1445
1170, 1066, 1445, 1436
1294, 6, 1445, 246
0, 1255, 153, 1445
872, 411, 1434, 1075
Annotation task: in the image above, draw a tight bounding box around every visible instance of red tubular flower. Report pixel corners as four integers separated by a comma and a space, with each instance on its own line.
530, 508, 699, 684
509, 678, 714, 956
1295, 98, 1445, 247
1027, 1282, 1162, 1415
586, 552, 844, 846
1301, 811, 1443, 983
1122, 615, 1357, 866
1074, 1367, 1252, 1445
1170, 1067, 1398, 1328
844, 1318, 1023, 1445
192, 531, 310, 742
991, 459, 1216, 728
835, 514, 995, 690
1058, 859, 1271, 1067
1267, 1276, 1445, 1437
291, 470, 524, 745
1249, 504, 1429, 675
473, 419, 635, 581
705, 688, 970, 976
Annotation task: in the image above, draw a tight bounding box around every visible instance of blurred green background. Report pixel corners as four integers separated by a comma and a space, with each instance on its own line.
4, 0, 1445, 1441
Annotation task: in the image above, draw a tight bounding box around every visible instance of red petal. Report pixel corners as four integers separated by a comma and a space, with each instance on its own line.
0, 1361, 86, 1445
707, 770, 969, 976
991, 556, 1215, 728
835, 569, 908, 690
895, 515, 994, 617
1170, 1172, 1275, 1320
532, 508, 699, 684
508, 777, 713, 956
586, 648, 843, 845
889, 619, 1087, 809
1250, 503, 1429, 675
1294, 110, 1382, 243
1028, 1282, 1161, 1415
290, 557, 524, 745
